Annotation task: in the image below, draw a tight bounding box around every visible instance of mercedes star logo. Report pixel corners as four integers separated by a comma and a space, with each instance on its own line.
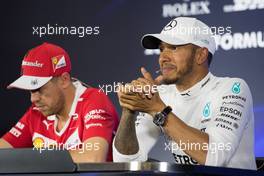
163, 20, 177, 31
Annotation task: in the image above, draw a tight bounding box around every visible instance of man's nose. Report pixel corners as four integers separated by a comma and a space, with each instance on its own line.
30, 91, 40, 103
159, 51, 171, 64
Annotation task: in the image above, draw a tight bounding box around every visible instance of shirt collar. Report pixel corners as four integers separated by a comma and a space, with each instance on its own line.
176, 72, 213, 100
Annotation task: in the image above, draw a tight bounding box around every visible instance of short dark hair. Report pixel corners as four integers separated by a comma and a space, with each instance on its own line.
207, 52, 213, 67
51, 77, 59, 83
191, 44, 213, 67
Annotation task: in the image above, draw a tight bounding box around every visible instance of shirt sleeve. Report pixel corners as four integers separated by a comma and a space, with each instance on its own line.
113, 112, 161, 162
205, 78, 253, 166
81, 89, 119, 144
2, 107, 33, 148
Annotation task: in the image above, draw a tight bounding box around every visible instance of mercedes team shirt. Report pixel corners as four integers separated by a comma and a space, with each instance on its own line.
113, 72, 256, 170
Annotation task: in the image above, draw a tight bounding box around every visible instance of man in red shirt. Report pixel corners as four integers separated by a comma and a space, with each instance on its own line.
0, 42, 119, 163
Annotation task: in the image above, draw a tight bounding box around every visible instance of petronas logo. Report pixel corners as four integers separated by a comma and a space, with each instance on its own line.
203, 102, 211, 118
232, 82, 241, 94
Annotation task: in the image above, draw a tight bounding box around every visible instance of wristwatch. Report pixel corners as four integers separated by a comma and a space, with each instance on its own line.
153, 106, 172, 126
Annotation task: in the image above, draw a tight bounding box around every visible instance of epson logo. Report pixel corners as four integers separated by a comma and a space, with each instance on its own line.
214, 31, 264, 51
162, 0, 210, 18
220, 106, 242, 117
223, 0, 264, 13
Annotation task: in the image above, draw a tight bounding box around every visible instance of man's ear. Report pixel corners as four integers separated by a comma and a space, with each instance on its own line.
59, 72, 71, 89
196, 47, 209, 65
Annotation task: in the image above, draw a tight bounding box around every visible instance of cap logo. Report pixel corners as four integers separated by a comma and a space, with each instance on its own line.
51, 55, 66, 72
22, 60, 43, 68
163, 19, 177, 31
31, 79, 38, 86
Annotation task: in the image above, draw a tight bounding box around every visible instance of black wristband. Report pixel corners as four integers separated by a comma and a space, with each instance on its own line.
153, 106, 172, 126
161, 106, 172, 116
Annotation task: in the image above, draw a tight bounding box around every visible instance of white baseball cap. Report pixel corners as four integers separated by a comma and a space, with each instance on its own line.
141, 17, 216, 55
